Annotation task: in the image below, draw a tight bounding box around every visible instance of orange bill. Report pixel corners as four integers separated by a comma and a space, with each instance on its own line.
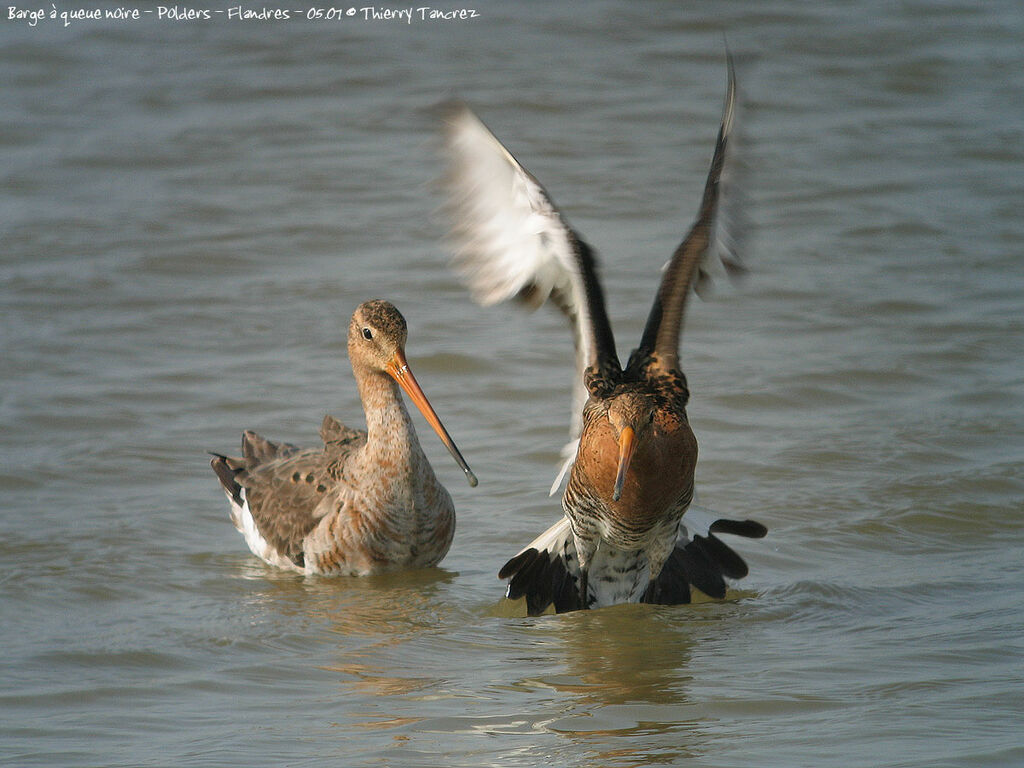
386, 351, 478, 487
612, 425, 637, 502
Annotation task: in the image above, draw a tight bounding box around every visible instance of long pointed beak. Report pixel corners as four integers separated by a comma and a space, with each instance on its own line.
612, 425, 637, 502
386, 351, 478, 487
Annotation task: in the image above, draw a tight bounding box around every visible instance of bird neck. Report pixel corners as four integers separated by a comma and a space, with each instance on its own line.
354, 366, 419, 455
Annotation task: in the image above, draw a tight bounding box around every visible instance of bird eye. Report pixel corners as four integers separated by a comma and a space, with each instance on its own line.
361, 328, 373, 340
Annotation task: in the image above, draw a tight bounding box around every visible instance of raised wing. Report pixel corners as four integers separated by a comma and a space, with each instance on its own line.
441, 102, 620, 440
631, 55, 741, 375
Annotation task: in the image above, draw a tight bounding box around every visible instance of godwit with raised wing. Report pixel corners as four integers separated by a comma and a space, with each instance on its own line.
442, 57, 766, 614
210, 299, 477, 575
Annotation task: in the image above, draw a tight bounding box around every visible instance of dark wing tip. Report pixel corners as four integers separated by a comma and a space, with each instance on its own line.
679, 537, 730, 599
696, 534, 750, 580
642, 550, 693, 605
643, 515, 766, 605
498, 548, 538, 580
709, 519, 768, 539
499, 547, 582, 616
210, 453, 244, 507
634, 53, 741, 372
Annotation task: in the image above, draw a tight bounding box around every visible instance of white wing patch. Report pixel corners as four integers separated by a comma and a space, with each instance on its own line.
444, 107, 578, 309
517, 515, 574, 559
443, 104, 597, 469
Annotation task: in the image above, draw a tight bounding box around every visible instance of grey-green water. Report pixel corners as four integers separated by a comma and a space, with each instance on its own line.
2, 2, 1023, 766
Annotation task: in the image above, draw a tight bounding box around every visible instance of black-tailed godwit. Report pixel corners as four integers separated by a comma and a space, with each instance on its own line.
211, 299, 477, 575
442, 57, 766, 614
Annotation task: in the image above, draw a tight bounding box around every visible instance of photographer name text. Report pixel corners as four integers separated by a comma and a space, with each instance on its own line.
7, 4, 480, 27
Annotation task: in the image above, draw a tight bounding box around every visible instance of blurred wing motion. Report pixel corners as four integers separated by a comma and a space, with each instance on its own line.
444, 57, 766, 615
631, 52, 744, 375
441, 103, 619, 474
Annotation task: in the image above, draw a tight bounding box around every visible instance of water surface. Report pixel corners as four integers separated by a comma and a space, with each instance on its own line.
2, 2, 1023, 766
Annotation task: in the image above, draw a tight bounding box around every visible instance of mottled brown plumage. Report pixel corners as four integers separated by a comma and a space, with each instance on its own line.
210, 300, 477, 575
443, 55, 766, 613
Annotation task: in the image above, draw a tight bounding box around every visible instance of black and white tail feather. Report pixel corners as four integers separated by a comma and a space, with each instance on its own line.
210, 429, 324, 574
210, 440, 306, 573
498, 503, 767, 616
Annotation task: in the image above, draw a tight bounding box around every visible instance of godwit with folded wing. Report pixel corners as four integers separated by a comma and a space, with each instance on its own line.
442, 57, 766, 614
211, 299, 477, 575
